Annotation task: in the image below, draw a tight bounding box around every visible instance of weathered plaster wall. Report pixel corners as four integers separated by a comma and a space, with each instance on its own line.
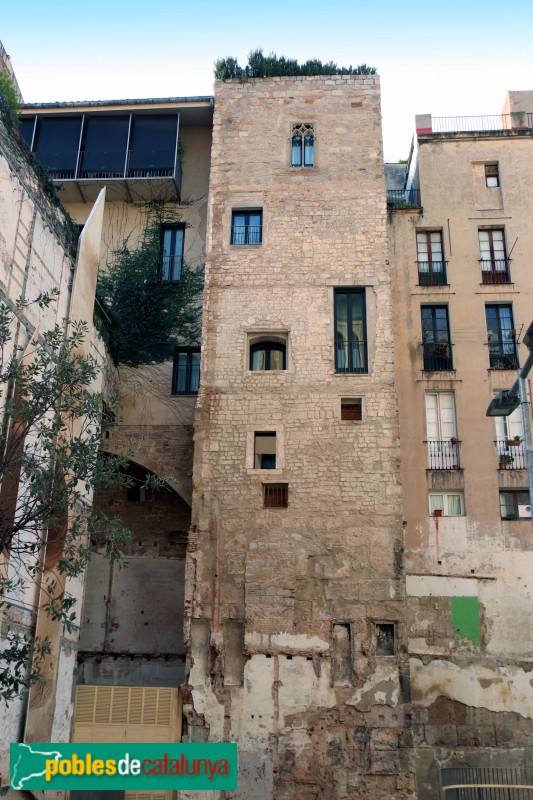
186, 75, 414, 799
0, 117, 105, 787
389, 124, 533, 798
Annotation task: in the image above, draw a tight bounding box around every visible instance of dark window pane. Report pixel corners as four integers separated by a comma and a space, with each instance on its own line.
35, 117, 82, 175
334, 290, 367, 374
172, 349, 200, 395
19, 117, 35, 148
81, 116, 129, 176
128, 115, 178, 173
291, 135, 302, 166
304, 134, 314, 166
161, 227, 184, 281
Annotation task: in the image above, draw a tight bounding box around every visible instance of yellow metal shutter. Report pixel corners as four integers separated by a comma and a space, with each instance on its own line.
72, 685, 182, 743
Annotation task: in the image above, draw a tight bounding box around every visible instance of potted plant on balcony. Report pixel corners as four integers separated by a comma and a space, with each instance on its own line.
505, 435, 522, 447
450, 436, 458, 445
433, 508, 443, 517
499, 454, 514, 469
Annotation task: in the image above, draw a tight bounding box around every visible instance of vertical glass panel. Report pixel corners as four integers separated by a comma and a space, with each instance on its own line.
162, 227, 184, 281
35, 117, 82, 175
248, 212, 262, 245
19, 117, 35, 148
175, 353, 186, 394
429, 232, 443, 264
128, 115, 178, 173
499, 493, 514, 517
251, 348, 266, 371
190, 352, 200, 393
81, 116, 129, 176
291, 135, 302, 166
335, 292, 348, 370
304, 135, 314, 166
448, 495, 462, 515
270, 347, 284, 370
430, 495, 444, 513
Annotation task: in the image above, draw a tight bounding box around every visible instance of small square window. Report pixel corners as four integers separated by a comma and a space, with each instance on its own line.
254, 432, 276, 469
172, 348, 200, 395
263, 483, 288, 508
161, 225, 184, 280
375, 623, 395, 656
231, 210, 262, 245
341, 398, 362, 421
485, 163, 499, 188
429, 492, 464, 516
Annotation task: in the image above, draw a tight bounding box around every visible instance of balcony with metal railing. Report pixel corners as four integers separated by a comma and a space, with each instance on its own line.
481, 258, 511, 284
496, 439, 527, 470
335, 339, 368, 374
418, 261, 447, 286
230, 225, 263, 245
426, 439, 461, 470
422, 113, 533, 135
422, 342, 453, 371
488, 341, 519, 370
386, 188, 421, 209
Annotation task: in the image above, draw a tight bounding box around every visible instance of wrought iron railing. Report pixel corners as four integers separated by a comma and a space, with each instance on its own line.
422, 342, 453, 371
441, 766, 533, 799
481, 259, 511, 284
45, 148, 178, 181
335, 339, 368, 374
488, 342, 519, 370
231, 225, 262, 245
386, 188, 421, 208
427, 439, 461, 470
418, 261, 447, 286
496, 439, 527, 470
431, 114, 513, 133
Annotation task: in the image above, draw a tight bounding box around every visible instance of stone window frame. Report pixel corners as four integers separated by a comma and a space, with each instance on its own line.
290, 122, 316, 169
246, 424, 285, 473
340, 396, 366, 423
245, 330, 291, 373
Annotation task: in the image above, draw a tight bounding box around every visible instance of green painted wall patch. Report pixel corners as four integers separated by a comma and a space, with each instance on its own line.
450, 596, 481, 647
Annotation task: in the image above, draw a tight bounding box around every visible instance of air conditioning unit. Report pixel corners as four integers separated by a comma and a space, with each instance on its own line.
518, 504, 532, 518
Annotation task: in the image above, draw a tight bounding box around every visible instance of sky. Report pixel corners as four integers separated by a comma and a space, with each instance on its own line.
1, 0, 532, 162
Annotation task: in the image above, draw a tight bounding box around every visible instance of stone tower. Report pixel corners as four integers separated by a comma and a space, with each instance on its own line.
185, 74, 414, 800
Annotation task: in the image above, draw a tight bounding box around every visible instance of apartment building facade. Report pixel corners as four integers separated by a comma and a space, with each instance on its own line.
387, 92, 533, 799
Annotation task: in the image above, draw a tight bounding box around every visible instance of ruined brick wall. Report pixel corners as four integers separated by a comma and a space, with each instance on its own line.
185, 75, 414, 800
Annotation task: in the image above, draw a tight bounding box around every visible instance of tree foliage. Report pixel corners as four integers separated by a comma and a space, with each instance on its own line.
0, 71, 20, 123
95, 211, 204, 367
215, 49, 377, 80
0, 293, 155, 702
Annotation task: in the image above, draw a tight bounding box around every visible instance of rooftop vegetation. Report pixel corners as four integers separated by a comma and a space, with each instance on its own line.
214, 49, 377, 80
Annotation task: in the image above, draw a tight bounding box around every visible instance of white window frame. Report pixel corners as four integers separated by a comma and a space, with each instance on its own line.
429, 492, 464, 516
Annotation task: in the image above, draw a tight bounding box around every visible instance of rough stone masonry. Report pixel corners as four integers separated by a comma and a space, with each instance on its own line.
183, 75, 415, 800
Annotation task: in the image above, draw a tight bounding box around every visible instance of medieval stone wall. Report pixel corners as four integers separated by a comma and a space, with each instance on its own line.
185, 75, 414, 800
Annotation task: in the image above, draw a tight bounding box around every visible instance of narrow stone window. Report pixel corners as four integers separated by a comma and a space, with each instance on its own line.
341, 398, 362, 421
291, 123, 314, 167
254, 432, 276, 469
263, 483, 288, 508
485, 163, 499, 188
332, 623, 352, 686
375, 623, 396, 656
